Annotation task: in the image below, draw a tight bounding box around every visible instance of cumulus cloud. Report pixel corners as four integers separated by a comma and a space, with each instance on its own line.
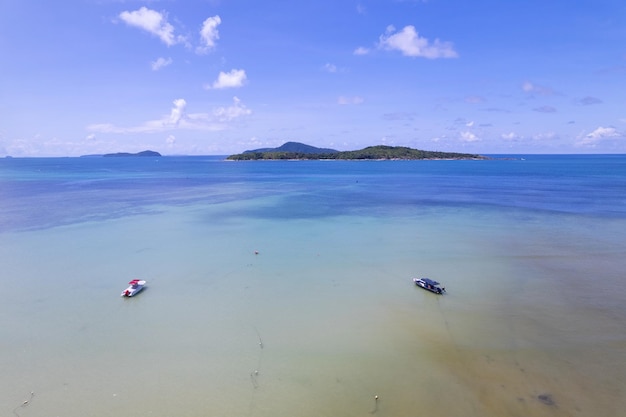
213, 97, 252, 122
169, 99, 187, 125
197, 15, 221, 53
501, 132, 522, 141
119, 9, 223, 54
206, 69, 247, 89
119, 7, 182, 46
151, 57, 172, 71
377, 25, 458, 59
337, 96, 365, 105
353, 46, 370, 55
87, 97, 251, 134
460, 131, 480, 142
588, 126, 619, 139
578, 126, 621, 147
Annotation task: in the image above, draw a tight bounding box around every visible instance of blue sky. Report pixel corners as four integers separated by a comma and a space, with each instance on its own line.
1, 0, 625, 156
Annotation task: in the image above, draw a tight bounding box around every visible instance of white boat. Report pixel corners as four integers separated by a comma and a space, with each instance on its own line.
413, 278, 445, 294
121, 279, 146, 297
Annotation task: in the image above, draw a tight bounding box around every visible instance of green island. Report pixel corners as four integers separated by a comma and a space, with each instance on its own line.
227, 142, 487, 160
103, 150, 161, 157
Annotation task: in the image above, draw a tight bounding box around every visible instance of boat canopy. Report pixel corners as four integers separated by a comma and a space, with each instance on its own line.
420, 278, 440, 286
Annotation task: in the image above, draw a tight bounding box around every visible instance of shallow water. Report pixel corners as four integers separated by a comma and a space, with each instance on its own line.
1, 156, 625, 416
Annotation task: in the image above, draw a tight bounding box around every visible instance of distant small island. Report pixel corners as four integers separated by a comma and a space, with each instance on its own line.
227, 142, 486, 160
103, 150, 161, 157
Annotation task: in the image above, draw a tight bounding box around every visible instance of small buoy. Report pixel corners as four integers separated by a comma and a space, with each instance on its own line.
375, 395, 379, 401
254, 250, 259, 255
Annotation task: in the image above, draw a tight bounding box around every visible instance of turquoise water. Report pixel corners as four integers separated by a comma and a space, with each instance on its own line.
1, 156, 625, 416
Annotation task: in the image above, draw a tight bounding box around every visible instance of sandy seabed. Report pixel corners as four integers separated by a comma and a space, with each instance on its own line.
2, 201, 625, 417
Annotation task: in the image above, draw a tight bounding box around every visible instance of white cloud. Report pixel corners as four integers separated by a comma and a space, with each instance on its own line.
501, 132, 521, 141
337, 96, 364, 105
460, 131, 480, 142
169, 99, 187, 125
151, 57, 172, 71
213, 97, 252, 122
87, 97, 251, 134
206, 69, 247, 89
591, 126, 620, 138
118, 10, 222, 54
353, 46, 370, 55
378, 25, 458, 59
197, 15, 221, 54
119, 7, 182, 46
578, 126, 621, 147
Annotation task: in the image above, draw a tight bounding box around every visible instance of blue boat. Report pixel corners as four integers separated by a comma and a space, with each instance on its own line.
413, 278, 445, 294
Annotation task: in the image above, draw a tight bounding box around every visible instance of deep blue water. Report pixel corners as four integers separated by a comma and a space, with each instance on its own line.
1, 155, 625, 233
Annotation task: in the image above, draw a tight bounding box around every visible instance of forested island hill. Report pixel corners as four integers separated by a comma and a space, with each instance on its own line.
227, 142, 487, 160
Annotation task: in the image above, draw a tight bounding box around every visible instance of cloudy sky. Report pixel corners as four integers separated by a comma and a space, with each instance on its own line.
1, 0, 625, 156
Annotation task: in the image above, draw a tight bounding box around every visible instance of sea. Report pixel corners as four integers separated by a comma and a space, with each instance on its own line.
1, 155, 625, 417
